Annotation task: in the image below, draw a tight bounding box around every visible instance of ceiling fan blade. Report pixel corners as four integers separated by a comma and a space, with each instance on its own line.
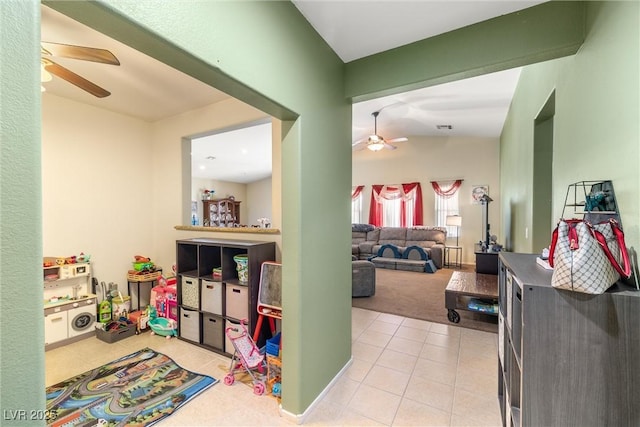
386, 137, 408, 144
43, 59, 111, 98
383, 143, 398, 150
352, 144, 367, 151
42, 42, 120, 66
352, 138, 366, 147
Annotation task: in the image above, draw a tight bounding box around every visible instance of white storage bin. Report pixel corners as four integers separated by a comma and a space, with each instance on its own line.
225, 284, 248, 320
181, 276, 199, 310
201, 280, 223, 315
179, 307, 200, 342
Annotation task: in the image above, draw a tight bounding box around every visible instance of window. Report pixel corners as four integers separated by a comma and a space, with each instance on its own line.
435, 191, 460, 237
382, 196, 402, 227
431, 180, 463, 237
351, 185, 364, 224
369, 183, 423, 227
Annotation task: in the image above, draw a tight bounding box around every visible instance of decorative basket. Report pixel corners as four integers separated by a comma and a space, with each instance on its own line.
127, 270, 161, 281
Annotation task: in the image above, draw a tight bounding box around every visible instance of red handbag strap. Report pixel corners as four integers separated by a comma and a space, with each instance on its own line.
592, 220, 631, 278
548, 225, 559, 268
548, 219, 581, 268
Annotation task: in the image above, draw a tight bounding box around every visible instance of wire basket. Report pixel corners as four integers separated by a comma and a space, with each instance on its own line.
127, 270, 161, 281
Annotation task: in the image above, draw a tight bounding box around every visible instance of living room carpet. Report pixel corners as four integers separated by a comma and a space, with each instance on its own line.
46, 347, 217, 427
352, 266, 498, 333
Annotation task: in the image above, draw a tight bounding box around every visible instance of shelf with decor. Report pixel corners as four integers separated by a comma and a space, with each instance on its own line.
202, 197, 241, 228
561, 180, 621, 224
175, 237, 275, 356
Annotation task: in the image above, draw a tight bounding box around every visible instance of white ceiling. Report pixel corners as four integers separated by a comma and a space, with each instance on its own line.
191, 121, 273, 184
41, 1, 545, 182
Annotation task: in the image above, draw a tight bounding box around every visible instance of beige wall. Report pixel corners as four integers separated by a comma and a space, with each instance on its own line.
42, 94, 153, 290
247, 177, 273, 226
191, 177, 248, 225
42, 93, 277, 293
149, 98, 275, 269
353, 135, 500, 263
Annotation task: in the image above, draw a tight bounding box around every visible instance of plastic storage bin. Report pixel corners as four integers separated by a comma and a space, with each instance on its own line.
96, 323, 136, 343
225, 284, 248, 320
266, 332, 281, 356
202, 313, 224, 349
201, 280, 223, 315
179, 307, 200, 342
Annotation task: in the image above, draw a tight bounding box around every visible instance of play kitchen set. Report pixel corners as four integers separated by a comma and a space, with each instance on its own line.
44, 254, 97, 350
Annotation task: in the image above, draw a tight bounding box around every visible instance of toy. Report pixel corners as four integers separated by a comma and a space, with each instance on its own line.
134, 255, 151, 263
223, 319, 266, 395
76, 252, 91, 263
147, 305, 177, 339
99, 299, 112, 323
272, 382, 281, 397
129, 308, 150, 334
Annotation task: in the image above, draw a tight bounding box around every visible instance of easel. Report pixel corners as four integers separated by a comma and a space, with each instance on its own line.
252, 262, 282, 345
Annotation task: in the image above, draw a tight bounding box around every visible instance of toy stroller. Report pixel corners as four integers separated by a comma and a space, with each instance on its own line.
223, 319, 267, 395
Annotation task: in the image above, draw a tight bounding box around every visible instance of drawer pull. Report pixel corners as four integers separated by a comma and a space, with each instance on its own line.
207, 285, 214, 289
51, 317, 64, 322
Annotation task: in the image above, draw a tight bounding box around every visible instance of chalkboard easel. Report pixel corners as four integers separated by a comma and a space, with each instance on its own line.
252, 262, 282, 343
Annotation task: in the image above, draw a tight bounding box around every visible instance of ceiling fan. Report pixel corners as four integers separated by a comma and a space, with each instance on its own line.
41, 41, 120, 98
352, 111, 408, 151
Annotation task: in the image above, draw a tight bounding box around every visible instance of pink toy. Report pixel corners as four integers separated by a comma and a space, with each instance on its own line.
223, 319, 266, 395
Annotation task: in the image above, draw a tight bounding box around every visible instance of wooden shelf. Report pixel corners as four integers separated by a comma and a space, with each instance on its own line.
202, 198, 241, 228
175, 238, 276, 355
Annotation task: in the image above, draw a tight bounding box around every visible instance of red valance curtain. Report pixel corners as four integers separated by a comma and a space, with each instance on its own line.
368, 183, 423, 227
402, 183, 423, 226
431, 179, 463, 198
351, 185, 365, 200
369, 185, 385, 226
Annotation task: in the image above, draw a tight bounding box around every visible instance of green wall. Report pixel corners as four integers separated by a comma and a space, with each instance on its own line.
345, 1, 585, 101
3, 0, 637, 420
7, 0, 353, 416
0, 0, 45, 418
500, 1, 639, 253
66, 1, 352, 414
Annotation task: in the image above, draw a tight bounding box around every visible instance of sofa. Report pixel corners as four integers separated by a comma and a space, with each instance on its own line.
352, 224, 447, 269
352, 257, 375, 297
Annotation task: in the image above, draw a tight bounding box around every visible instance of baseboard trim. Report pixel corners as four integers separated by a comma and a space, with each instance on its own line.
278, 356, 353, 424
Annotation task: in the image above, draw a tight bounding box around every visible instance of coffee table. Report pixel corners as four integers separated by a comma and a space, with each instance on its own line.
445, 271, 498, 323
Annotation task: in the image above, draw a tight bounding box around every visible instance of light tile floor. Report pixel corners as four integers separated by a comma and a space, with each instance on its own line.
45, 307, 501, 426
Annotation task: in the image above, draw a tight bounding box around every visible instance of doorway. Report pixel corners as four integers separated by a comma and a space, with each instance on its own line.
531, 91, 555, 253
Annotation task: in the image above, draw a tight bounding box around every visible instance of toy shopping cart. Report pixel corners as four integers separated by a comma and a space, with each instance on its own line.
223, 319, 267, 395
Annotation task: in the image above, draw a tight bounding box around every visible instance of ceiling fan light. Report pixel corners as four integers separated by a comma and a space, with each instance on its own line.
367, 141, 384, 151
41, 85, 46, 92
40, 62, 52, 82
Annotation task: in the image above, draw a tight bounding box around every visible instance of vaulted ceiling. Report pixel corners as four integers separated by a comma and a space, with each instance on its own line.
41, 1, 546, 181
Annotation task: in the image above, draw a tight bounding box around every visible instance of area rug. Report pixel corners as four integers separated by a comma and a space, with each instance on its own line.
46, 347, 217, 427
352, 266, 498, 333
